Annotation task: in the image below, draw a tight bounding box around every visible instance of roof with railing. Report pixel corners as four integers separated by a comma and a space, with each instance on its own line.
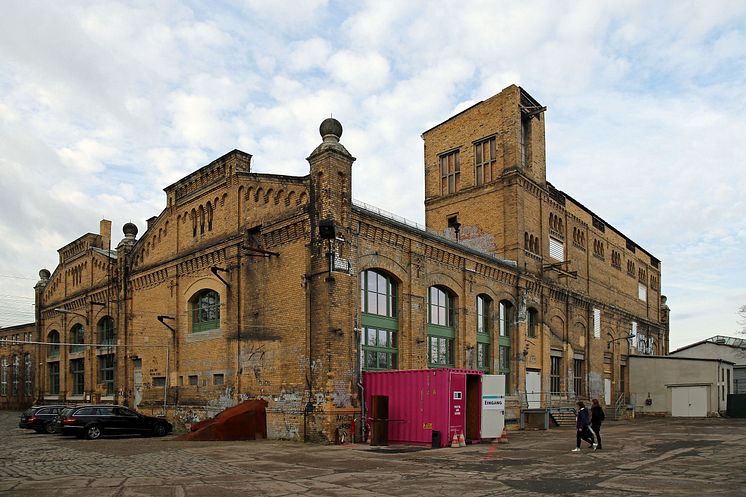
352, 199, 517, 269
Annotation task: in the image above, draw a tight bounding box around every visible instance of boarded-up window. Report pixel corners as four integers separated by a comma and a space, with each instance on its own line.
638, 283, 647, 302
593, 308, 601, 338
549, 237, 564, 261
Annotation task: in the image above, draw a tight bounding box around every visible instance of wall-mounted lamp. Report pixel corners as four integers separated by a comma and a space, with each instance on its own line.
157, 315, 176, 333
210, 266, 231, 288
607, 334, 635, 349
54, 308, 88, 324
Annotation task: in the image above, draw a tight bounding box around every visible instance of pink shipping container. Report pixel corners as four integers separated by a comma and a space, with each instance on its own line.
363, 368, 483, 447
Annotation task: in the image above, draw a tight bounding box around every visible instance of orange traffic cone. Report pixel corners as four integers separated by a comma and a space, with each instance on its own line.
498, 427, 509, 444
459, 432, 466, 447
451, 432, 459, 448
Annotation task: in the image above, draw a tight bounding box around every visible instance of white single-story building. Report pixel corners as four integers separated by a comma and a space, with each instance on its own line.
670, 335, 746, 394
629, 355, 733, 417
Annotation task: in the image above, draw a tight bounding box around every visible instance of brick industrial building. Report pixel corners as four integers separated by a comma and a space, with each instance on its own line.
2, 86, 669, 440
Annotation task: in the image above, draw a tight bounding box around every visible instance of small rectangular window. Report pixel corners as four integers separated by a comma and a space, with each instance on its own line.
593, 308, 601, 338
152, 376, 166, 387
475, 137, 496, 185
188, 375, 198, 386
439, 150, 460, 195
549, 237, 564, 261
213, 374, 225, 385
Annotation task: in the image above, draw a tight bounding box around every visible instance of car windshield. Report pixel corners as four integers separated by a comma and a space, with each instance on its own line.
59, 408, 75, 417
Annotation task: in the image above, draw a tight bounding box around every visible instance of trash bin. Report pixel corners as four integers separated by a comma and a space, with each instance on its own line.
432, 430, 441, 448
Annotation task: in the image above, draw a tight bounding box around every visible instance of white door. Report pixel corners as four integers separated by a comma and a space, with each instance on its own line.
604, 378, 612, 405
526, 370, 541, 408
671, 386, 708, 417
481, 375, 506, 438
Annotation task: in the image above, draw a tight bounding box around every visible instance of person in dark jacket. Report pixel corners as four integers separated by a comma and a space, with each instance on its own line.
572, 401, 597, 452
590, 398, 605, 449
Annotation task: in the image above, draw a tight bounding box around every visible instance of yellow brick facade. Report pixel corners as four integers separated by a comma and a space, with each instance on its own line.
23, 87, 668, 441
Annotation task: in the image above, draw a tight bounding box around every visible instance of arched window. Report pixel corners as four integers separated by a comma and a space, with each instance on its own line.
428, 286, 455, 367
191, 290, 220, 332
476, 295, 492, 372
360, 269, 397, 318
47, 330, 60, 357
527, 308, 538, 338
360, 270, 398, 370
498, 301, 513, 388
71, 324, 85, 353
98, 317, 115, 346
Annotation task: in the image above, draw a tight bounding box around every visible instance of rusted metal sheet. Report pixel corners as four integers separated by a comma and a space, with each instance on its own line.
176, 400, 268, 441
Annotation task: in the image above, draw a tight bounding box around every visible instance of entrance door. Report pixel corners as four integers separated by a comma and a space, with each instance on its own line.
526, 370, 541, 408
671, 386, 708, 417
481, 375, 505, 438
604, 378, 612, 405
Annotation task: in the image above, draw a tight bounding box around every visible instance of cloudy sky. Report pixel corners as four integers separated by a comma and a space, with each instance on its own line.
1, 0, 745, 349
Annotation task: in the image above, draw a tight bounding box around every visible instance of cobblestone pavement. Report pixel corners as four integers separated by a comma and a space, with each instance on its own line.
2, 410, 746, 496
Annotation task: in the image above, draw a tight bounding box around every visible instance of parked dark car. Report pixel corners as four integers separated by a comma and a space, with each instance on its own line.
19, 405, 68, 433
58, 405, 172, 440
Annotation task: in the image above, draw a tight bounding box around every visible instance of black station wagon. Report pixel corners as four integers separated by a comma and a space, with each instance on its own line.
19, 405, 68, 433
58, 405, 172, 440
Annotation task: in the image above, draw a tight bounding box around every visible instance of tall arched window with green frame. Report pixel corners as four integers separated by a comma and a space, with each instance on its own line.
498, 300, 513, 389
428, 286, 455, 367
191, 290, 220, 332
360, 269, 398, 370
476, 295, 492, 372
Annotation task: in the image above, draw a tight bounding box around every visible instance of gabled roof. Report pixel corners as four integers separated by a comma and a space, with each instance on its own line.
671, 335, 746, 354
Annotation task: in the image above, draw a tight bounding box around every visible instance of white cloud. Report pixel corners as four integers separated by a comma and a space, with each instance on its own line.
57, 139, 117, 173
327, 50, 391, 94
1, 0, 745, 346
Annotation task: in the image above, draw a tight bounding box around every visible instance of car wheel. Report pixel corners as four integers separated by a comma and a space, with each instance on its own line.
152, 423, 167, 437
45, 423, 57, 434
85, 424, 102, 440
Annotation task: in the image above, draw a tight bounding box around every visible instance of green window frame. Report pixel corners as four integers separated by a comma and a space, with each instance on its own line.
71, 324, 85, 353
476, 295, 491, 372
360, 270, 399, 371
98, 317, 115, 346
428, 287, 455, 367
47, 330, 60, 357
48, 361, 60, 395
70, 358, 84, 395
498, 301, 513, 386
499, 345, 510, 391
99, 354, 115, 395
191, 290, 220, 332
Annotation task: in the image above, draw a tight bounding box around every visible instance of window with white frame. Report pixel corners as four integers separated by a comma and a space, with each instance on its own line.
549, 237, 564, 261
593, 308, 601, 339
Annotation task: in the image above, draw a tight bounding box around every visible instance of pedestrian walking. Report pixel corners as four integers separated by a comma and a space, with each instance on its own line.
590, 398, 605, 450
572, 401, 597, 452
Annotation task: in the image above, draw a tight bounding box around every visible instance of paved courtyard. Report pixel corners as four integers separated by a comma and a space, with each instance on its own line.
1, 410, 745, 496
